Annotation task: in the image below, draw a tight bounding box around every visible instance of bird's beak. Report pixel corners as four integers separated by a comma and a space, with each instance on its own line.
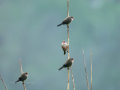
26, 73, 28, 75
72, 18, 74, 19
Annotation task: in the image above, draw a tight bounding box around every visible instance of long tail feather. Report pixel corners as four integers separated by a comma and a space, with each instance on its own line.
64, 51, 66, 55
58, 66, 63, 70
15, 80, 19, 83
57, 23, 62, 27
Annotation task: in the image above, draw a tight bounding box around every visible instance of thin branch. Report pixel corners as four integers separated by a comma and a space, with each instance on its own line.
91, 50, 92, 90
67, 68, 70, 90
67, 25, 69, 59
67, 0, 76, 89
0, 75, 8, 90
22, 81, 26, 90
67, 25, 70, 90
82, 48, 89, 90
67, 0, 70, 90
67, 0, 69, 17
71, 68, 75, 90
19, 58, 26, 90
19, 58, 23, 74
67, 0, 75, 90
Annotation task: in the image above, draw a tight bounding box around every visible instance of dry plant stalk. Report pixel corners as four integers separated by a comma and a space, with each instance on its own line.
67, 26, 70, 90
67, 68, 70, 90
67, 24, 70, 90
71, 67, 75, 90
82, 48, 89, 90
67, 0, 69, 17
19, 58, 26, 90
67, 0, 70, 90
91, 50, 92, 90
0, 75, 8, 90
67, 1, 69, 59
19, 58, 23, 74
67, 0, 75, 90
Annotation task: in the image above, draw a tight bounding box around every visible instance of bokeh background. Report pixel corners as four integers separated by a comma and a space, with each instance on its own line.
0, 0, 120, 90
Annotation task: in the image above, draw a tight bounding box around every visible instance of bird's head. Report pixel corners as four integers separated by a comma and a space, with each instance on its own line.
26, 73, 28, 75
70, 16, 74, 21
62, 41, 68, 45
70, 58, 74, 60
62, 41, 66, 43
24, 72, 28, 76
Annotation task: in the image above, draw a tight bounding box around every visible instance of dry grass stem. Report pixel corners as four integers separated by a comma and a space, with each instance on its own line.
19, 58, 23, 74
67, 0, 75, 90
19, 58, 26, 90
71, 68, 75, 90
67, 68, 70, 90
67, 0, 69, 17
67, 25, 69, 59
91, 50, 92, 90
82, 48, 89, 90
0, 75, 8, 90
67, 22, 70, 90
67, 0, 70, 90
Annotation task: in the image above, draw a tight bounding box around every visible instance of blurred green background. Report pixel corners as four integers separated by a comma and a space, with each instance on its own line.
0, 0, 120, 90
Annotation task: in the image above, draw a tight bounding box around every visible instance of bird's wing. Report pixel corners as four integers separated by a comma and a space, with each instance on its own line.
63, 60, 69, 67
19, 74, 27, 81
19, 76, 22, 81
63, 62, 67, 67
62, 17, 71, 24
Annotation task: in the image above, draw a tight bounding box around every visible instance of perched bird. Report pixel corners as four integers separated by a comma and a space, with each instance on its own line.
57, 16, 74, 27
58, 58, 74, 70
61, 41, 68, 55
15, 72, 28, 83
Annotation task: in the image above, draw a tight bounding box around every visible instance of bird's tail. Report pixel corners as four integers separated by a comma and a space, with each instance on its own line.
58, 66, 64, 70
64, 51, 66, 55
15, 80, 19, 83
57, 23, 62, 27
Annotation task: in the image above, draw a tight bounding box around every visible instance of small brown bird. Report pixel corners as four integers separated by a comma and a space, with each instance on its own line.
15, 72, 28, 83
57, 16, 74, 27
58, 58, 74, 70
61, 41, 68, 55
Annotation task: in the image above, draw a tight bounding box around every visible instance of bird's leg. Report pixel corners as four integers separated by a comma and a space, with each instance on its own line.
22, 81, 24, 84
67, 25, 69, 28
67, 67, 70, 70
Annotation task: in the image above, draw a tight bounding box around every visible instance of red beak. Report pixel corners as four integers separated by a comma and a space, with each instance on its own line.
62, 41, 65, 43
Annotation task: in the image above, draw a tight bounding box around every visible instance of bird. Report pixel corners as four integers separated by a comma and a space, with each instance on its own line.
58, 58, 74, 70
57, 16, 74, 27
15, 72, 28, 83
61, 41, 68, 55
